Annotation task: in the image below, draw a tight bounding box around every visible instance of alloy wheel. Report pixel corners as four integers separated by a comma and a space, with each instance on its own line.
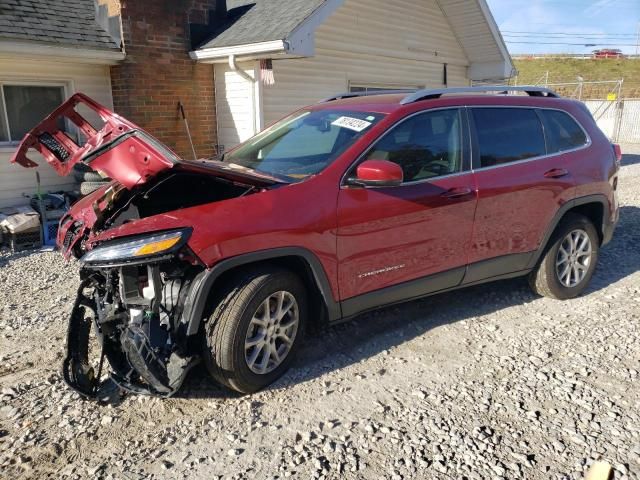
244, 291, 299, 375
555, 229, 592, 288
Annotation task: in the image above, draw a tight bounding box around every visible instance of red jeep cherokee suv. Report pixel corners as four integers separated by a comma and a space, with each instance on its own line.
11, 86, 620, 398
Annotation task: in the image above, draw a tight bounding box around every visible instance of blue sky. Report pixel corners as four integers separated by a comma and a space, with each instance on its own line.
486, 0, 640, 55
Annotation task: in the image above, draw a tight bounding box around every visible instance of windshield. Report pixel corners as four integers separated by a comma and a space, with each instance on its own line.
223, 109, 385, 182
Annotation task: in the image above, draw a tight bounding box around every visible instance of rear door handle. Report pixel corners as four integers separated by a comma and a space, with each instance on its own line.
544, 168, 569, 179
441, 187, 474, 199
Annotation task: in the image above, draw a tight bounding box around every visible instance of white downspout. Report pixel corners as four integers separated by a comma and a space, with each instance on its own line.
228, 54, 255, 83
228, 54, 264, 135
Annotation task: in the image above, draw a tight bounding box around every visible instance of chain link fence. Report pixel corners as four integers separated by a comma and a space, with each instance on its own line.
584, 99, 640, 144
512, 78, 639, 144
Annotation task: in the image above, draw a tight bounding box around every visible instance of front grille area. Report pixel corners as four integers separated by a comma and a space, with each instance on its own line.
62, 218, 82, 252
39, 132, 70, 162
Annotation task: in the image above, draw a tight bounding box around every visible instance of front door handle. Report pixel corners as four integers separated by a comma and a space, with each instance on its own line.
544, 168, 569, 179
441, 187, 474, 199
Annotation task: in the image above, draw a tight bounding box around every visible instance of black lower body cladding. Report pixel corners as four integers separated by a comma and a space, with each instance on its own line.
63, 259, 203, 398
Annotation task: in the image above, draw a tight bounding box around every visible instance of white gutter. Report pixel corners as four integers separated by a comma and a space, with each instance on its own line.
189, 1, 344, 62
0, 40, 125, 64
189, 40, 286, 63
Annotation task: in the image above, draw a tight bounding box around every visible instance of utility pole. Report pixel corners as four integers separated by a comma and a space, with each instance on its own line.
636, 22, 640, 56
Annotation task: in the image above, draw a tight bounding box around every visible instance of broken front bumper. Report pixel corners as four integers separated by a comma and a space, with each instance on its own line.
62, 263, 201, 399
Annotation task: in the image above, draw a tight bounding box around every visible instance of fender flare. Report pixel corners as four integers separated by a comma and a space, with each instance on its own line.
526, 194, 611, 270
183, 247, 341, 336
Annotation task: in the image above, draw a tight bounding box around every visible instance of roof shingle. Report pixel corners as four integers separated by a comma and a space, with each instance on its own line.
197, 0, 327, 50
0, 0, 119, 50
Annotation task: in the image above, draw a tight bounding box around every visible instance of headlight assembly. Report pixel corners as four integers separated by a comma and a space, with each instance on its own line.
81, 229, 191, 265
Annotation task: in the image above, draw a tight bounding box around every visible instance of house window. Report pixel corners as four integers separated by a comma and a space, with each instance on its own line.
0, 84, 66, 144
349, 83, 422, 93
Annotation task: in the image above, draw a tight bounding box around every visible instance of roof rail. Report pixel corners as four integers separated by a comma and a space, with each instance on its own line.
319, 89, 416, 103
400, 86, 560, 105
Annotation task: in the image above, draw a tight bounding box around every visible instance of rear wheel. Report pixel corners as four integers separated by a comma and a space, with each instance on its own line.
528, 213, 599, 300
203, 268, 307, 394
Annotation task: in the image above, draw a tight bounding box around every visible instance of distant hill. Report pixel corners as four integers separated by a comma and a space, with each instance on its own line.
512, 57, 640, 99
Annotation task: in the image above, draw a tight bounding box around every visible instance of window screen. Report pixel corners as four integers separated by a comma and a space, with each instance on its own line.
540, 110, 588, 154
472, 108, 546, 168
363, 109, 462, 183
0, 85, 65, 142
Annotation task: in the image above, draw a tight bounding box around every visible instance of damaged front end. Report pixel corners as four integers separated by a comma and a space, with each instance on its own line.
64, 229, 203, 398
10, 93, 280, 399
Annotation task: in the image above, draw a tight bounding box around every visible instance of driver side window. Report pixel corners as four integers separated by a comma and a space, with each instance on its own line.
363, 109, 463, 183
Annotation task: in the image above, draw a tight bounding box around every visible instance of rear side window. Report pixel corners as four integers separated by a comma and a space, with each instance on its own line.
472, 108, 546, 168
540, 110, 588, 154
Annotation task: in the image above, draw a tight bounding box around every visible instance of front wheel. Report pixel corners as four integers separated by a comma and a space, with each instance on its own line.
202, 268, 307, 394
529, 213, 599, 300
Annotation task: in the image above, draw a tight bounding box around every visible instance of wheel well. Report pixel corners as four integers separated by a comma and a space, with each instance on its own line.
206, 256, 329, 332
566, 202, 604, 244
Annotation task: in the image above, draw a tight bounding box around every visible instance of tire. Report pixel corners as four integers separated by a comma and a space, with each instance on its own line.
72, 163, 91, 182
528, 213, 599, 300
73, 164, 107, 183
203, 267, 307, 394
72, 163, 92, 172
80, 181, 109, 196
81, 171, 105, 183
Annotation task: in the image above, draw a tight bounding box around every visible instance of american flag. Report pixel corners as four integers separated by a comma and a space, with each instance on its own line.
260, 59, 275, 86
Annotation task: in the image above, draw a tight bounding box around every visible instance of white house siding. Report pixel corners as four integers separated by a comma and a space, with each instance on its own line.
438, 0, 511, 80
214, 0, 471, 150
214, 61, 262, 153
262, 0, 470, 127
0, 58, 113, 208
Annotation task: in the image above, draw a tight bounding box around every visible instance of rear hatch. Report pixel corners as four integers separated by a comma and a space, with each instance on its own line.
10, 93, 179, 189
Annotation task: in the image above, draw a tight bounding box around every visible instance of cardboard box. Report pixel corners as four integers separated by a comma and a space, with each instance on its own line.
0, 206, 41, 234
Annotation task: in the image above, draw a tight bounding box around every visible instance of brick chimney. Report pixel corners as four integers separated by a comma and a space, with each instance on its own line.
94, 0, 123, 47
109, 1, 218, 159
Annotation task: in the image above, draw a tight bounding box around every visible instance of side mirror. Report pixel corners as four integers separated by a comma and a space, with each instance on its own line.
351, 160, 403, 187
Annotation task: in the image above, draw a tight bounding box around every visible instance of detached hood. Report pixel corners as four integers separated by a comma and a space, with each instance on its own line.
10, 93, 179, 189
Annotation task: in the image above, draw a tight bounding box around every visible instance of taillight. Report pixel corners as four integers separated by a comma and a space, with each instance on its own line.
612, 144, 622, 164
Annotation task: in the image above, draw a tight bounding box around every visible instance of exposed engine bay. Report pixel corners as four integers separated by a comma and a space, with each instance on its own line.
114, 171, 254, 221
59, 168, 260, 258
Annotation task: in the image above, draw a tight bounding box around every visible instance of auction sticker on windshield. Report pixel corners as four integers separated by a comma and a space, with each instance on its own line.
332, 116, 372, 132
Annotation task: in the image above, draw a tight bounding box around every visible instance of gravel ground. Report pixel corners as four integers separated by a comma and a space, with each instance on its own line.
1, 145, 639, 480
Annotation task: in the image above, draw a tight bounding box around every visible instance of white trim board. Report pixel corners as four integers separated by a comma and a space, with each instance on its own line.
0, 40, 125, 65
